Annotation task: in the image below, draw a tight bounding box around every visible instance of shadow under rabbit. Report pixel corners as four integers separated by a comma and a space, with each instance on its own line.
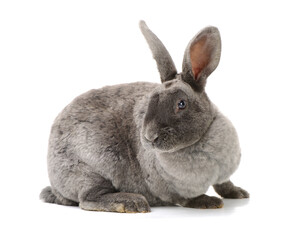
148, 198, 250, 218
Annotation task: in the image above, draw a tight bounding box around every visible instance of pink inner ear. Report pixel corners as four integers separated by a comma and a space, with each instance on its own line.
190, 35, 211, 80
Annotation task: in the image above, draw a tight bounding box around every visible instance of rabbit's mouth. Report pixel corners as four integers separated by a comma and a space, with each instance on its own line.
142, 135, 199, 153
143, 137, 169, 152
142, 126, 207, 153
142, 129, 184, 152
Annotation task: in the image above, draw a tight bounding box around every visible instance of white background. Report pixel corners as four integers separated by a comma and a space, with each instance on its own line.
1, 0, 295, 239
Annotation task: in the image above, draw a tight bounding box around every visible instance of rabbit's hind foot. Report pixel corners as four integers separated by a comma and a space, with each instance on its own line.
79, 191, 151, 213
40, 186, 78, 206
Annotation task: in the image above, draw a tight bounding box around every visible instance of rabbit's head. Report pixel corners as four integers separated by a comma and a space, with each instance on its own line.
139, 21, 221, 152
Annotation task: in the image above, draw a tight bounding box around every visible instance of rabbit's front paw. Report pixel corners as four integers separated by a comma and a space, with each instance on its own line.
184, 194, 224, 209
214, 181, 249, 199
221, 187, 249, 199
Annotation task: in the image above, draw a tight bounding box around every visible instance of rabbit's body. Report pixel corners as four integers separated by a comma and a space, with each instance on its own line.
41, 21, 249, 212
47, 81, 240, 206
47, 82, 164, 206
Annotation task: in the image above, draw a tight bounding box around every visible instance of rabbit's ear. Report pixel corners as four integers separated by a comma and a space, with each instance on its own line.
139, 21, 177, 83
182, 27, 221, 91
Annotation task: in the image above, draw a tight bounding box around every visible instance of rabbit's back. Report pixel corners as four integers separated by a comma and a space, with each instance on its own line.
47, 82, 160, 203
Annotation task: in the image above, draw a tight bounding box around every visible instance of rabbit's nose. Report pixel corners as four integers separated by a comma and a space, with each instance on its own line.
145, 131, 159, 143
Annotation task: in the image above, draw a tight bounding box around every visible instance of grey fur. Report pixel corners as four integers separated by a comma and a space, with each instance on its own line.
139, 21, 177, 82
40, 21, 248, 213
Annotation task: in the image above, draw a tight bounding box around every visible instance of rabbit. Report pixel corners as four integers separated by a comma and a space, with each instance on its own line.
40, 21, 249, 213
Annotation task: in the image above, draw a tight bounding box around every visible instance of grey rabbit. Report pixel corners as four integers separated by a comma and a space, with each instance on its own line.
40, 21, 249, 213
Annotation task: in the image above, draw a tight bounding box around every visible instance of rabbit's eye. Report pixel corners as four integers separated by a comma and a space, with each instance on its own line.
177, 100, 186, 110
